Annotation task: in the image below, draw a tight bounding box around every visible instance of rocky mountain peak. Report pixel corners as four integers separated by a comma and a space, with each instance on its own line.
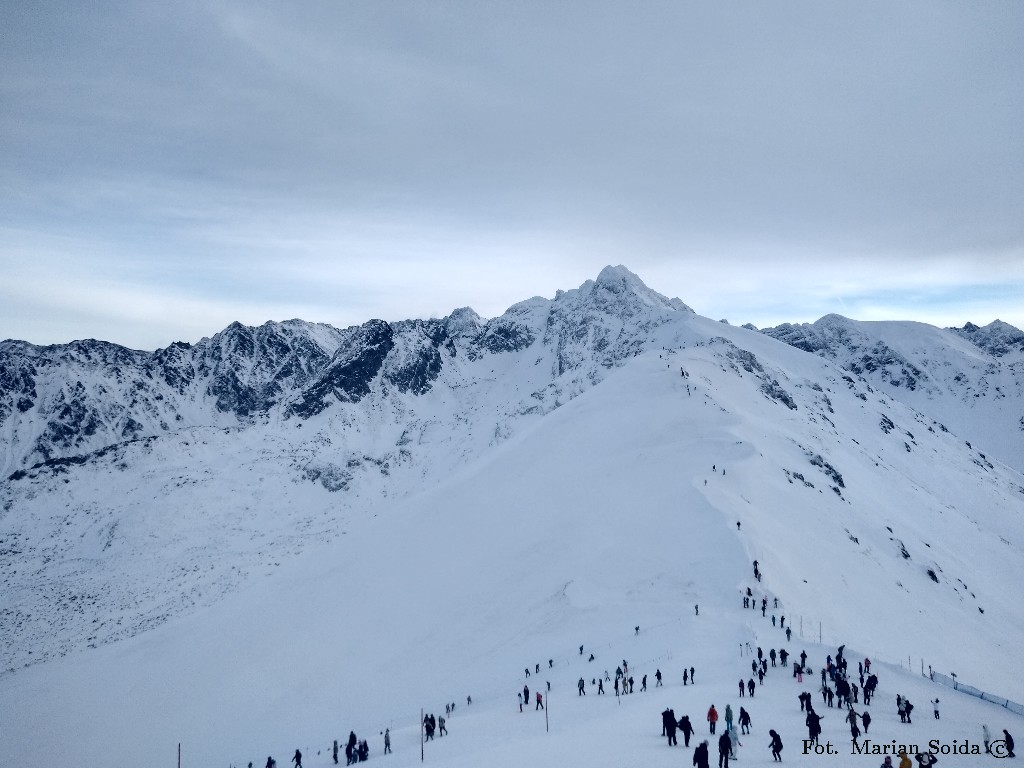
585, 264, 693, 315
445, 307, 484, 337
949, 319, 1024, 358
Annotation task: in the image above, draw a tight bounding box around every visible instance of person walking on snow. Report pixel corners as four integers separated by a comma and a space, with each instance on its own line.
769, 729, 783, 762
536, 692, 544, 710
931, 698, 940, 719
805, 710, 823, 746
739, 707, 751, 734
679, 715, 695, 746
707, 704, 719, 734
291, 750, 302, 768
718, 732, 733, 768
693, 740, 711, 768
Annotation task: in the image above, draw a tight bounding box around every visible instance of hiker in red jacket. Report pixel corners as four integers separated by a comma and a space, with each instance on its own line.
707, 704, 719, 734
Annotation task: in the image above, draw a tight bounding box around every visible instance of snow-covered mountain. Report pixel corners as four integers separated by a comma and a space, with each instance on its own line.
0, 266, 690, 477
759, 315, 1024, 473
1, 266, 1022, 768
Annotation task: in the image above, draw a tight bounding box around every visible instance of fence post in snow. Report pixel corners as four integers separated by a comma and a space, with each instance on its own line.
421, 707, 424, 763
546, 691, 549, 733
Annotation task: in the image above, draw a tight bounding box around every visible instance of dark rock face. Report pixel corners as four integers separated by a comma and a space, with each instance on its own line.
0, 320, 351, 471
146, 341, 196, 394
474, 317, 536, 356
0, 345, 39, 424
287, 320, 396, 417
383, 319, 452, 395
761, 316, 922, 391
950, 320, 1024, 358
195, 320, 341, 416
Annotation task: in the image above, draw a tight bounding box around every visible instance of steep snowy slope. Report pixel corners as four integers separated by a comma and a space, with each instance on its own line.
761, 315, 1024, 473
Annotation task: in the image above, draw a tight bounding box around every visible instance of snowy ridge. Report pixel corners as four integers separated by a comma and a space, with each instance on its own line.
0, 267, 1022, 767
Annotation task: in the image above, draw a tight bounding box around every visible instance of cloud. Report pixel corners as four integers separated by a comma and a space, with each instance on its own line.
1, 1, 1022, 346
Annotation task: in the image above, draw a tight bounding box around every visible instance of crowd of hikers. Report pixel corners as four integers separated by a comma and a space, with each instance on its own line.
252, 549, 1017, 766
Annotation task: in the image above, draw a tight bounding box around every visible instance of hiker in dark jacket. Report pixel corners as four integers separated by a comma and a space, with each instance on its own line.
769, 730, 783, 761
718, 732, 733, 767
679, 714, 695, 746
739, 707, 751, 734
666, 710, 679, 746
806, 710, 823, 746
693, 740, 710, 768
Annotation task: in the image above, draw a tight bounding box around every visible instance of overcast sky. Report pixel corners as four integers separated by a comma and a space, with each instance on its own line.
2, 1, 1022, 350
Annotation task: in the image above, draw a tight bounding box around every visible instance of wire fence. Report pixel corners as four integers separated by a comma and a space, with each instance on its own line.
929, 672, 1024, 716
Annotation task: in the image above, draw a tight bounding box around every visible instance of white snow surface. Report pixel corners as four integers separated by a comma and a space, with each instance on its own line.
0, 268, 1022, 767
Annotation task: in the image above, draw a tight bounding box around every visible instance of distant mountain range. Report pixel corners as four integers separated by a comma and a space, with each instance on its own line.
3, 266, 1021, 477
